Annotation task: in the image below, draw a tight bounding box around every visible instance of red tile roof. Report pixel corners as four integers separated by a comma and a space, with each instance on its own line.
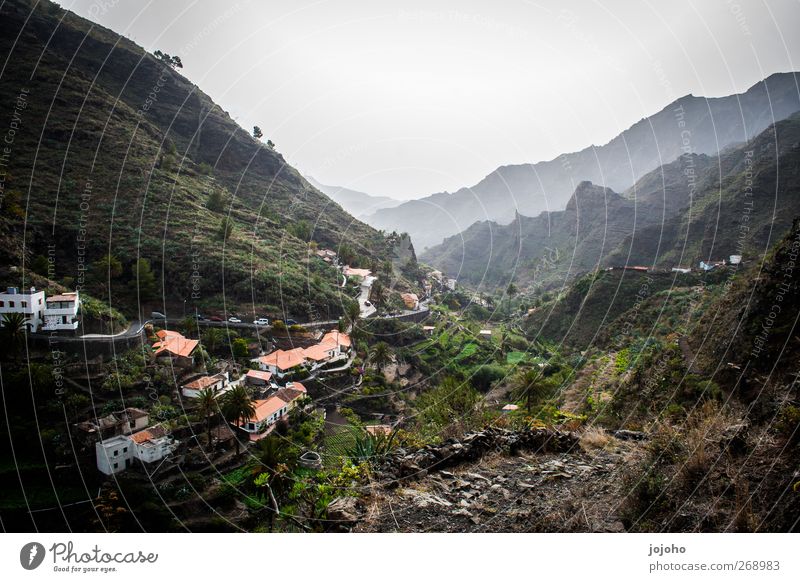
247, 396, 288, 423
303, 343, 336, 361
182, 374, 225, 390
153, 330, 199, 358
285, 381, 307, 393
130, 425, 167, 444
258, 348, 306, 371
344, 266, 371, 278
274, 387, 304, 404
321, 330, 351, 349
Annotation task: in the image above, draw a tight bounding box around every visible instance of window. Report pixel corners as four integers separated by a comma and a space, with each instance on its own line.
123, 447, 128, 453
21, 301, 27, 307
38, 298, 42, 305
0, 301, 3, 307
113, 463, 118, 469
8, 301, 14, 307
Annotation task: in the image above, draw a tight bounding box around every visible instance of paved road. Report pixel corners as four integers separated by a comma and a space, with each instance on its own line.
31, 320, 146, 342
359, 275, 377, 318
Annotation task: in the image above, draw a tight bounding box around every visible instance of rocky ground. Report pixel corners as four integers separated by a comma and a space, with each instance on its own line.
348, 427, 644, 532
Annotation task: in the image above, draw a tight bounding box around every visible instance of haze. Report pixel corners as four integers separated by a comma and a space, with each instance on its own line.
61, 0, 800, 200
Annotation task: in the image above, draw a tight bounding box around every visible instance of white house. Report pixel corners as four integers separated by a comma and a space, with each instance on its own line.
95, 425, 177, 474
95, 435, 134, 475
238, 385, 307, 440
254, 347, 307, 378
180, 372, 229, 398
0, 286, 45, 331
729, 255, 743, 265
446, 278, 457, 291
43, 291, 80, 331
699, 260, 726, 271
130, 425, 177, 464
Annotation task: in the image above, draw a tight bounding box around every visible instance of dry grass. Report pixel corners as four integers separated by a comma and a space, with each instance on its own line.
580, 426, 612, 450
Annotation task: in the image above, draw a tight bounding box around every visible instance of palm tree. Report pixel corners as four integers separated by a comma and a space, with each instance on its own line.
370, 341, 392, 371
498, 331, 509, 357
370, 280, 387, 310
344, 301, 360, 331
196, 387, 218, 449
2, 312, 28, 359
202, 327, 225, 353
252, 435, 298, 531
514, 368, 549, 414
221, 385, 255, 455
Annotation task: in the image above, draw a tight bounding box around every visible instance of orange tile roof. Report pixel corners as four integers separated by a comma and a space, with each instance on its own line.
275, 388, 304, 404
130, 430, 153, 444
153, 331, 199, 358
344, 266, 371, 278
258, 348, 306, 371
130, 425, 167, 444
286, 382, 307, 393
246, 369, 273, 382
303, 343, 336, 361
182, 374, 225, 390
321, 330, 351, 349
155, 329, 182, 339
248, 396, 288, 423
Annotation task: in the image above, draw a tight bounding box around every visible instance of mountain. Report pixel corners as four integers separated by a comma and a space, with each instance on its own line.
0, 0, 398, 320
366, 72, 800, 250
304, 176, 404, 219
422, 113, 800, 291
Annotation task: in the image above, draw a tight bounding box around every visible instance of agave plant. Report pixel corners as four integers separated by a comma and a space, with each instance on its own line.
346, 428, 398, 463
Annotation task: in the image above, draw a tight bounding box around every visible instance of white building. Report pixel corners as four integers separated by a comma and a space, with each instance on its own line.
95, 425, 177, 475
43, 291, 80, 331
446, 278, 457, 291
180, 372, 229, 399
95, 435, 134, 475
130, 426, 177, 464
729, 255, 743, 265
0, 287, 45, 331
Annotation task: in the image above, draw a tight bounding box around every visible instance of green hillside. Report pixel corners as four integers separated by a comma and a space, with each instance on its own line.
0, 0, 396, 320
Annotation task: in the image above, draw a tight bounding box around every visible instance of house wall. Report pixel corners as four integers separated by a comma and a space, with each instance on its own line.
0, 288, 46, 331
134, 438, 175, 464
43, 296, 80, 331
182, 377, 225, 398
95, 437, 134, 475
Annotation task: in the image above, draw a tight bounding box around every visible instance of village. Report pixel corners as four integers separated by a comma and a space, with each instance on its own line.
0, 247, 456, 486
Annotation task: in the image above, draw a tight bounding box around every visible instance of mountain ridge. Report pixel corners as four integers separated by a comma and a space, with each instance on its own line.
366, 71, 800, 250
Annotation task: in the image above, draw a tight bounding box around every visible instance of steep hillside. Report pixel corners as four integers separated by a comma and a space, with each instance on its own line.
367, 72, 800, 250
0, 0, 394, 320
423, 115, 800, 291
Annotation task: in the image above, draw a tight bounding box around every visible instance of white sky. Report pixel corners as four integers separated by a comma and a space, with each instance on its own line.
61, 0, 800, 199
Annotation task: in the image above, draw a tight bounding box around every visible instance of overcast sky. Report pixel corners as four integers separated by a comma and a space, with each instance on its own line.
61, 0, 800, 199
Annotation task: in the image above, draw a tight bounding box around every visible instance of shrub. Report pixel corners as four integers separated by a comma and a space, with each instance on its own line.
776, 405, 800, 445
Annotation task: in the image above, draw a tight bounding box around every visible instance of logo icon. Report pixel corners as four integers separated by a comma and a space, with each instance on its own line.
20, 542, 46, 570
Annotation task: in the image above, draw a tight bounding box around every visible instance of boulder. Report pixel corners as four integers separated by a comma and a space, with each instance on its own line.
326, 497, 364, 528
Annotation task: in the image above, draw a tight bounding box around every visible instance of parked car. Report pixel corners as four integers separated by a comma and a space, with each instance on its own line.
208, 315, 223, 322
228, 316, 242, 323
151, 311, 166, 319
285, 319, 298, 325
194, 313, 206, 320
253, 317, 270, 326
